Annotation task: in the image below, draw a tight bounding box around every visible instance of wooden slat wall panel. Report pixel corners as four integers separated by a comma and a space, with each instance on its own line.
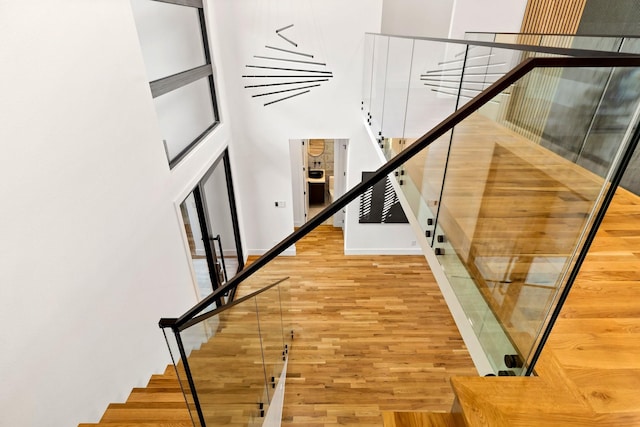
502, 0, 588, 143
520, 0, 587, 35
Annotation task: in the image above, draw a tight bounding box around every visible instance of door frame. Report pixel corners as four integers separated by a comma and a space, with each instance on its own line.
177, 148, 245, 304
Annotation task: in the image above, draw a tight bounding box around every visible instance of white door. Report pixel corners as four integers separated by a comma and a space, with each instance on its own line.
302, 140, 309, 223
289, 139, 307, 227
333, 139, 348, 229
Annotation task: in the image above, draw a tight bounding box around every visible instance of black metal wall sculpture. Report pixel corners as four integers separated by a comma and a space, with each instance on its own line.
243, 24, 333, 106
358, 172, 408, 224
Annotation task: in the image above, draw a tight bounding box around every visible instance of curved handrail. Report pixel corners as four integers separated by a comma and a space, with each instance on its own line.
168, 55, 640, 330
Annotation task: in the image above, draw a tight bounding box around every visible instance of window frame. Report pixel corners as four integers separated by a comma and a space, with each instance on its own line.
143, 0, 220, 168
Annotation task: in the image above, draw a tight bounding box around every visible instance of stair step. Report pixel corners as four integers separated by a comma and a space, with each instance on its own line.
79, 423, 192, 427
383, 411, 465, 427
126, 388, 187, 403
146, 375, 181, 389
99, 402, 191, 423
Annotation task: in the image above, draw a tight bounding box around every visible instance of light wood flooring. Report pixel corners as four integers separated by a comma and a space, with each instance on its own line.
258, 226, 477, 427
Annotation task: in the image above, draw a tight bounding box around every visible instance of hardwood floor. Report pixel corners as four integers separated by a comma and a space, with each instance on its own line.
256, 226, 477, 427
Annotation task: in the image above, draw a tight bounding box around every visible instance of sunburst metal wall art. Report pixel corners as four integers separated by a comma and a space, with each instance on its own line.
243, 24, 333, 106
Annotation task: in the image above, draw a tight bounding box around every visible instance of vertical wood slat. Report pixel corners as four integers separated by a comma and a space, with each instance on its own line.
503, 0, 588, 143
520, 0, 586, 34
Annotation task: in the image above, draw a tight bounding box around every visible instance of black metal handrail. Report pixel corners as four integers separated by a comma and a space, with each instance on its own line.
364, 32, 639, 57
168, 55, 640, 331
466, 31, 640, 38
159, 276, 289, 330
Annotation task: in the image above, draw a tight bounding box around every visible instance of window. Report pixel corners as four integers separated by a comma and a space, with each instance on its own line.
131, 0, 219, 167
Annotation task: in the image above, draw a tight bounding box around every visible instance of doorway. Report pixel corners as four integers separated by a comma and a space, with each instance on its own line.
179, 149, 244, 305
290, 138, 348, 228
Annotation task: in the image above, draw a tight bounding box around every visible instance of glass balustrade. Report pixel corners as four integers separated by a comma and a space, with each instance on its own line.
362, 35, 640, 373
161, 277, 290, 426
464, 31, 640, 54
160, 38, 640, 426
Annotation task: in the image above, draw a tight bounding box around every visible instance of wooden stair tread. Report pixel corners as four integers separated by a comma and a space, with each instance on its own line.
126, 389, 187, 403
383, 411, 465, 427
79, 423, 192, 427
100, 402, 191, 423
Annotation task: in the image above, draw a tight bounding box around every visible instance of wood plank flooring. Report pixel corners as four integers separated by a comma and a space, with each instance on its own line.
241, 226, 477, 427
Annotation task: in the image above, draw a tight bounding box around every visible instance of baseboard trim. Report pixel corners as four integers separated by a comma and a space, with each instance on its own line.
344, 248, 423, 255
247, 247, 296, 257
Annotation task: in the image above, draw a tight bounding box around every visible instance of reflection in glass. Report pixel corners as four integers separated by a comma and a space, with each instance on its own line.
376, 57, 640, 372
201, 160, 240, 283
154, 77, 215, 161
180, 192, 215, 300
177, 307, 268, 426
130, 0, 207, 81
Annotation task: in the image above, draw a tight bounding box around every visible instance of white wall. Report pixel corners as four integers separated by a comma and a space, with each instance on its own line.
448, 0, 528, 39
208, 0, 384, 255
0, 1, 235, 425
382, 0, 455, 38
343, 126, 422, 255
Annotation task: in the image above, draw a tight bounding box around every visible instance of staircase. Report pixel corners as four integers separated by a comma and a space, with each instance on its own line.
78, 366, 192, 426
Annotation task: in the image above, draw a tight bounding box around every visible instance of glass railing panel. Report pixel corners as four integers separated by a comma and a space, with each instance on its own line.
254, 284, 287, 404
464, 32, 496, 43
466, 32, 634, 53
465, 32, 542, 46
212, 187, 480, 400
380, 37, 414, 142
161, 328, 199, 426
405, 39, 466, 140
362, 34, 375, 119
458, 46, 524, 108
574, 66, 640, 195
370, 35, 390, 138
536, 66, 619, 163
620, 37, 640, 54
498, 33, 540, 46
617, 38, 640, 195
430, 64, 640, 373
170, 302, 270, 426
392, 132, 452, 244
278, 277, 293, 359
547, 35, 622, 51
